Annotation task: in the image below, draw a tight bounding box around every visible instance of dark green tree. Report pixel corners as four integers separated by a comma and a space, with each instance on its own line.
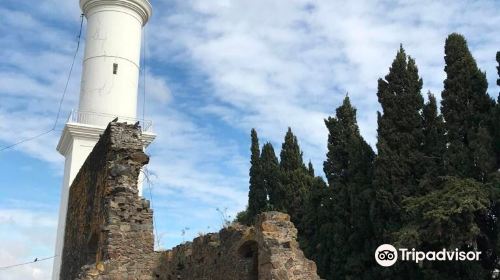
301, 177, 330, 275
491, 51, 500, 274
277, 128, 313, 233
497, 52, 500, 86
371, 46, 426, 278
373, 45, 425, 237
279, 170, 313, 223
493, 52, 500, 166
280, 128, 306, 172
260, 142, 280, 210
441, 33, 495, 182
322, 96, 376, 279
421, 92, 446, 184
307, 161, 315, 177
246, 129, 266, 222
497, 52, 500, 87
440, 35, 497, 276
497, 52, 500, 132
397, 177, 491, 279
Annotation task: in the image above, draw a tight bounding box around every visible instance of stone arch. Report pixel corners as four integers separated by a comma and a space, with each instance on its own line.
238, 240, 259, 280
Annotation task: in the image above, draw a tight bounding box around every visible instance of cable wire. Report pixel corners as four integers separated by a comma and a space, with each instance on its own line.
0, 14, 84, 152
140, 27, 158, 247
0, 256, 56, 270
141, 167, 161, 249
53, 14, 85, 130
0, 130, 54, 152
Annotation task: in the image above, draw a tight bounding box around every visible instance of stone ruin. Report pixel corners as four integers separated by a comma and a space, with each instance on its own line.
59, 122, 320, 280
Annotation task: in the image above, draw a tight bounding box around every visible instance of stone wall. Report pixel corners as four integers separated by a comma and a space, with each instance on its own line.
60, 122, 154, 280
154, 212, 320, 280
60, 122, 320, 280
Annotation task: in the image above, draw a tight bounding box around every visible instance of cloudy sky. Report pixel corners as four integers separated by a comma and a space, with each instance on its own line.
0, 0, 499, 278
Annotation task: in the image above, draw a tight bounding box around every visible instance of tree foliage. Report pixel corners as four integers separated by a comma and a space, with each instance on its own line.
493, 52, 500, 166
322, 96, 376, 279
372, 46, 425, 247
246, 129, 266, 223
277, 128, 314, 231
280, 127, 306, 172
260, 143, 280, 210
422, 92, 446, 182
441, 33, 495, 182
238, 34, 500, 280
399, 177, 490, 248
397, 177, 491, 279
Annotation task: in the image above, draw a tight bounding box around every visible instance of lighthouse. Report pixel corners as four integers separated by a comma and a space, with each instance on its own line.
52, 0, 155, 279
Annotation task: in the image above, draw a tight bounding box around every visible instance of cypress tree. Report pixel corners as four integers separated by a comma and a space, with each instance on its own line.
324, 96, 375, 186
277, 128, 312, 232
495, 51, 500, 273
497, 52, 500, 87
279, 167, 313, 222
247, 129, 266, 221
280, 128, 306, 172
493, 52, 500, 166
497, 51, 500, 87
440, 36, 497, 276
307, 161, 315, 177
491, 51, 500, 274
260, 143, 280, 210
301, 177, 330, 276
371, 46, 426, 278
421, 92, 446, 183
441, 33, 495, 182
323, 96, 375, 279
373, 45, 425, 238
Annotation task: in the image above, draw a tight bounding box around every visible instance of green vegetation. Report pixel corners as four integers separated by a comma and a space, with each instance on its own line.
246, 129, 266, 223
239, 33, 500, 279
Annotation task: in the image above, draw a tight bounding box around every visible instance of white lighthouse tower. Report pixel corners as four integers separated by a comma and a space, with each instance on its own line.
52, 0, 154, 279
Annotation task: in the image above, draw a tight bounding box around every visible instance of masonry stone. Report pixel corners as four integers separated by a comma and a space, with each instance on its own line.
60, 122, 320, 280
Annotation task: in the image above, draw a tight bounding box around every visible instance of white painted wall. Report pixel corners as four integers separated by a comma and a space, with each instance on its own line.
78, 0, 151, 125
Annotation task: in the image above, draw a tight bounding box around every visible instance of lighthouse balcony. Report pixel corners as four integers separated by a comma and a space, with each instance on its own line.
57, 110, 156, 157
67, 110, 154, 133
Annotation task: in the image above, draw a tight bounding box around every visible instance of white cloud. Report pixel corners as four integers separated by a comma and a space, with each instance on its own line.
0, 209, 56, 228
0, 207, 56, 280
139, 70, 172, 106
150, 0, 500, 153
0, 246, 53, 280
146, 110, 249, 207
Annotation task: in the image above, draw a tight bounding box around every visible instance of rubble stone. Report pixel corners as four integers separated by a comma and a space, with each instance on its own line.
60, 122, 320, 280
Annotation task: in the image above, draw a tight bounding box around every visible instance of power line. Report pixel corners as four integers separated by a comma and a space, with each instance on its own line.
140, 27, 157, 247
53, 14, 85, 130
0, 256, 56, 270
142, 167, 161, 249
0, 14, 84, 153
0, 130, 54, 152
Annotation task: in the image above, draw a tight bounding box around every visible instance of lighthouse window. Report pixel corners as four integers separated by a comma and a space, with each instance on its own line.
113, 63, 118, 74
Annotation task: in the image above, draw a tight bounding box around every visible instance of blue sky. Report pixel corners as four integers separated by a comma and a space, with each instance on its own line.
1, 0, 499, 278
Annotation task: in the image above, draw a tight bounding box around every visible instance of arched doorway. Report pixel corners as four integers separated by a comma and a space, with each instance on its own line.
238, 240, 258, 280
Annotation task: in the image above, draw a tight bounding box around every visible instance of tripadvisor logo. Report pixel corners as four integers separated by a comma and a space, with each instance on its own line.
375, 244, 482, 267
375, 244, 398, 267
